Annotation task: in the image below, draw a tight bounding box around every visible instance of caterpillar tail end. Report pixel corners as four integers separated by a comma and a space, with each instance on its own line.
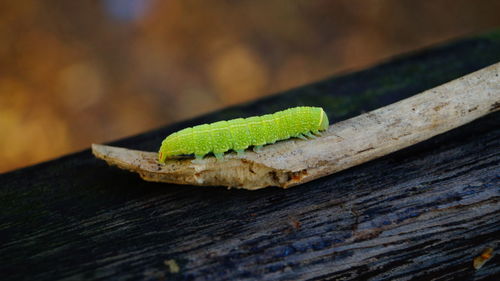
319, 109, 329, 131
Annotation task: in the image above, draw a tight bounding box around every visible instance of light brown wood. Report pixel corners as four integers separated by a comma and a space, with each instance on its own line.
92, 62, 500, 190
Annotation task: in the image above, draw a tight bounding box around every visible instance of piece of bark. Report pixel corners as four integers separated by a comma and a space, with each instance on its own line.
92, 62, 499, 190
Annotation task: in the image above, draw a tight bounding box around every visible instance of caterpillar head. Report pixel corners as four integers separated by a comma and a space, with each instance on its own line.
158, 144, 169, 163
158, 133, 178, 163
319, 109, 329, 131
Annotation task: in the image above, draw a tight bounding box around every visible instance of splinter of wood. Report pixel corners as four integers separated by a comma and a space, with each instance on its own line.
92, 62, 500, 190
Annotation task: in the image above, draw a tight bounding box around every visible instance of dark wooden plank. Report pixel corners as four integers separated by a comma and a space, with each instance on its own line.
1, 32, 500, 281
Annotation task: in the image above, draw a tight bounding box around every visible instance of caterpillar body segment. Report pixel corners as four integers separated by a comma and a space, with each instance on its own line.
158, 106, 329, 162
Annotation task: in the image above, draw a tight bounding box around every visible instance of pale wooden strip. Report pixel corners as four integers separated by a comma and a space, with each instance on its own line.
93, 62, 500, 190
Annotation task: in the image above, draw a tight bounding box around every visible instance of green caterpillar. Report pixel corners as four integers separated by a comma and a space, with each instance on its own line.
158, 106, 329, 162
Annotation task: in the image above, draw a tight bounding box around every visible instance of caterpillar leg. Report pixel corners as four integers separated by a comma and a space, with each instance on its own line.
214, 152, 223, 160
253, 145, 263, 152
235, 149, 245, 156
305, 132, 316, 139
296, 134, 308, 140
312, 130, 322, 136
191, 154, 206, 164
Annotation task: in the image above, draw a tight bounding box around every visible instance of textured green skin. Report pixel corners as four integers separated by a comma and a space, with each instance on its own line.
158, 106, 329, 162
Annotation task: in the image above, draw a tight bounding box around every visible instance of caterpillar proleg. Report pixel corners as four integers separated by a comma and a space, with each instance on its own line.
158, 106, 329, 162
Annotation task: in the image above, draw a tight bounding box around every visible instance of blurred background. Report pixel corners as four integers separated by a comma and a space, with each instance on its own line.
1, 0, 500, 173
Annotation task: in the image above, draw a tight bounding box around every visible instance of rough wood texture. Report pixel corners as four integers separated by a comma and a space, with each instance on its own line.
92, 63, 499, 190
1, 32, 500, 281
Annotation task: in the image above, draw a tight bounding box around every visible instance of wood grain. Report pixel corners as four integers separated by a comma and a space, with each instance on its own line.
1, 32, 500, 281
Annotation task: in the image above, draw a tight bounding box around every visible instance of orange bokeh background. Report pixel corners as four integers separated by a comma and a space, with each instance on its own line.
1, 0, 500, 172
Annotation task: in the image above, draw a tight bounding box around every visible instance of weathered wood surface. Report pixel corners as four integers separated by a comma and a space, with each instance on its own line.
1, 32, 500, 281
92, 63, 499, 189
